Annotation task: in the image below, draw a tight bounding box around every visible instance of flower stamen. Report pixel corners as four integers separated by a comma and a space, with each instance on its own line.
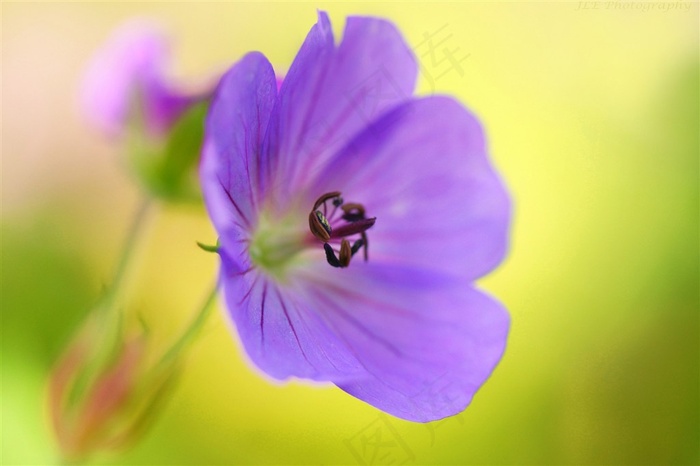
310, 192, 375, 268
309, 210, 332, 242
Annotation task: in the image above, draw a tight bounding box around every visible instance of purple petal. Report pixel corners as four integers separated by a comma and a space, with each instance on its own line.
200, 52, 277, 233
220, 232, 508, 420
263, 12, 417, 209
293, 262, 510, 422
217, 232, 365, 382
309, 96, 511, 281
81, 20, 167, 138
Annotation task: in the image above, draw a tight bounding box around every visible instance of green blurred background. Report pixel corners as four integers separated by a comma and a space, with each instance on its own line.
2, 1, 698, 464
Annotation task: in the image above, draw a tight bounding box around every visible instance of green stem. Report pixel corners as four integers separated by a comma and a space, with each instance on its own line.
158, 284, 219, 368
67, 197, 154, 407
102, 197, 154, 309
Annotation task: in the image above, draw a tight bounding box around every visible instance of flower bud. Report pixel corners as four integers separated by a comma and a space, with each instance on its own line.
81, 18, 214, 202
80, 19, 204, 140
48, 315, 179, 462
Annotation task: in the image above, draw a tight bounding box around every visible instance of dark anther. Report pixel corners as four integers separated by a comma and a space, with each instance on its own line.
311, 191, 375, 268
338, 239, 352, 267
351, 238, 364, 255
324, 243, 342, 268
341, 203, 366, 222
309, 210, 331, 242
315, 211, 332, 235
324, 238, 366, 268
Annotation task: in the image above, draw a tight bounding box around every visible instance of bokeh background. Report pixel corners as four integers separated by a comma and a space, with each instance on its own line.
2, 1, 698, 464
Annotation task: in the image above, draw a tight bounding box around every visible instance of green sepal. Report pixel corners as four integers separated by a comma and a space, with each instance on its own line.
128, 101, 208, 203
196, 240, 220, 253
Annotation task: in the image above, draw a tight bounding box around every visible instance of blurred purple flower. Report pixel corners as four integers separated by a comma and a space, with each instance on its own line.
81, 19, 207, 139
200, 12, 511, 422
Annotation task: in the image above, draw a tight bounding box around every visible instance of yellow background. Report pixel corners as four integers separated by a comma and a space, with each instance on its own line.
2, 1, 698, 464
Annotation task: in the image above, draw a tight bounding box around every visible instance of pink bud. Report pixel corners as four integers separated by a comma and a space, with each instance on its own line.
48, 319, 178, 462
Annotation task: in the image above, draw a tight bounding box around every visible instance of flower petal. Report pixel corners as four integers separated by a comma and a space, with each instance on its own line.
263, 12, 418, 209
200, 52, 277, 232
217, 232, 364, 382
81, 19, 196, 138
81, 19, 168, 138
292, 262, 509, 422
309, 96, 511, 281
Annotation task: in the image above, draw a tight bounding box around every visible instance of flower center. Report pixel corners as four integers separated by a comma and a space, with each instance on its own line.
248, 192, 376, 279
248, 211, 309, 280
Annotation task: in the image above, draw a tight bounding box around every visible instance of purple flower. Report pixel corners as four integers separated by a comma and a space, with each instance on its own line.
81, 19, 206, 139
200, 12, 511, 422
